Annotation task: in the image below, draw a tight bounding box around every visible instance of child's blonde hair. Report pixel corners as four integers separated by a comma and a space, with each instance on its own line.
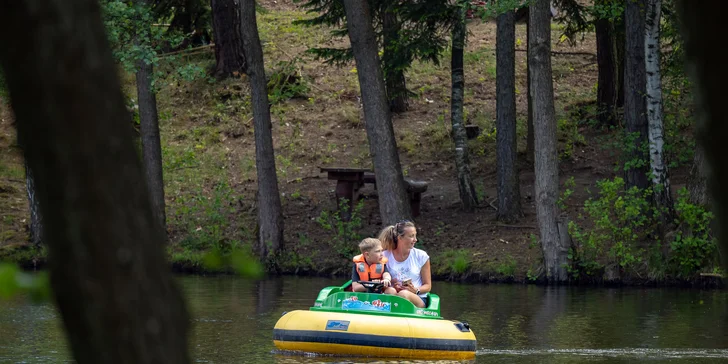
358, 238, 381, 253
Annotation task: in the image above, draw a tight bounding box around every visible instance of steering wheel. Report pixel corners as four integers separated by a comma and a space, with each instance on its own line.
357, 280, 384, 293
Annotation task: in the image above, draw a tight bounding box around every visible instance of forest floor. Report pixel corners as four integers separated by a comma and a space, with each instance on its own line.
0, 0, 715, 286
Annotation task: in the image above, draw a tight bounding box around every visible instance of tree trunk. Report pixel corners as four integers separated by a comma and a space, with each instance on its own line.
496, 8, 523, 222
24, 161, 43, 246
688, 144, 709, 208
529, 0, 569, 282
0, 1, 191, 363
594, 0, 618, 126
676, 0, 728, 270
526, 18, 535, 162
624, 0, 649, 191
645, 0, 674, 220
451, 3, 478, 212
615, 6, 626, 108
240, 0, 285, 260
382, 6, 408, 113
211, 0, 247, 79
343, 0, 412, 224
136, 55, 167, 235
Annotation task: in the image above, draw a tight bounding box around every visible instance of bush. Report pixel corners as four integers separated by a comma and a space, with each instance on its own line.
670, 188, 718, 277
316, 199, 364, 259
568, 177, 657, 278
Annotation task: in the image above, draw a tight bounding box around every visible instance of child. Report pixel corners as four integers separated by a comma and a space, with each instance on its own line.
351, 238, 397, 294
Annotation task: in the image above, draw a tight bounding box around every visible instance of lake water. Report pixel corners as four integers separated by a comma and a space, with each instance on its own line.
1, 275, 727, 363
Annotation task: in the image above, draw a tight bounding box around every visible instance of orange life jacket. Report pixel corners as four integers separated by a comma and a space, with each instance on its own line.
352, 255, 388, 281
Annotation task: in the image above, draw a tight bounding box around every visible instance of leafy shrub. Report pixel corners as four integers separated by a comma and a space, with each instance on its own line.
568, 177, 657, 277
316, 199, 364, 259
670, 188, 717, 277
267, 58, 309, 104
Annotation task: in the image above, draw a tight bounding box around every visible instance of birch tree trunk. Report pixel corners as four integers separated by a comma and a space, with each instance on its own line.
645, 0, 674, 219
343, 0, 412, 224
496, 6, 523, 222
676, 0, 728, 270
0, 1, 191, 362
451, 2, 478, 211
529, 0, 569, 282
241, 0, 285, 260
624, 0, 650, 191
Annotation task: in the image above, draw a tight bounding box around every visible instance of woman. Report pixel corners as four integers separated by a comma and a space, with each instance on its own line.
378, 220, 431, 308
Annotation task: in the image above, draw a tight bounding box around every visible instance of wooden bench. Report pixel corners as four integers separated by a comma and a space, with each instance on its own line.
320, 167, 428, 219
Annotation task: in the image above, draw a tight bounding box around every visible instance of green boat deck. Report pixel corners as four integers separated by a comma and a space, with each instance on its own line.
310, 280, 442, 319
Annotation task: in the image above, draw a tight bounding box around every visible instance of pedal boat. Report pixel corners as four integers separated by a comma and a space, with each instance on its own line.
273, 280, 476, 360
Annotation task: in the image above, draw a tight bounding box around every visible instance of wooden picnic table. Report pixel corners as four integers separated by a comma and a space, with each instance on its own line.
320, 167, 428, 220
320, 167, 370, 219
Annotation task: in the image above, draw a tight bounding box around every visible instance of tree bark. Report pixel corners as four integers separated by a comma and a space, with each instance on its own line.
645, 0, 674, 220
24, 161, 43, 246
136, 55, 167, 235
211, 0, 247, 79
343, 0, 412, 224
676, 0, 728, 270
496, 7, 523, 222
240, 0, 285, 260
0, 1, 191, 363
382, 6, 408, 113
451, 2, 478, 212
688, 144, 709, 208
594, 0, 618, 126
614, 3, 626, 108
526, 17, 535, 163
624, 0, 650, 191
529, 0, 569, 282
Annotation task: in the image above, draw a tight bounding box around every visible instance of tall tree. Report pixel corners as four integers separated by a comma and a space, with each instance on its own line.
450, 1, 478, 211
342, 0, 412, 223
624, 0, 649, 190
496, 4, 523, 222
529, 0, 569, 281
0, 0, 191, 362
676, 0, 728, 269
645, 0, 674, 219
211, 0, 247, 79
24, 162, 43, 246
240, 0, 285, 260
382, 4, 408, 112
296, 0, 453, 114
135, 0, 167, 233
593, 0, 620, 126
688, 145, 709, 207
526, 15, 535, 162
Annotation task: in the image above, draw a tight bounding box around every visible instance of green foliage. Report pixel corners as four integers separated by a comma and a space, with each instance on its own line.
0, 263, 50, 303
267, 59, 309, 104
493, 255, 517, 277
670, 188, 717, 277
201, 245, 264, 278
557, 116, 586, 160
172, 182, 239, 253
293, 0, 455, 97
568, 177, 656, 277
316, 199, 364, 259
558, 176, 576, 210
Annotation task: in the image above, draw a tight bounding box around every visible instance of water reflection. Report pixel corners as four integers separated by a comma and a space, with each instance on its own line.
0, 275, 727, 363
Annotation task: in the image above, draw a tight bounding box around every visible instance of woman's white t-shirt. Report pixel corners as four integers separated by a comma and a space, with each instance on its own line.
383, 248, 429, 297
